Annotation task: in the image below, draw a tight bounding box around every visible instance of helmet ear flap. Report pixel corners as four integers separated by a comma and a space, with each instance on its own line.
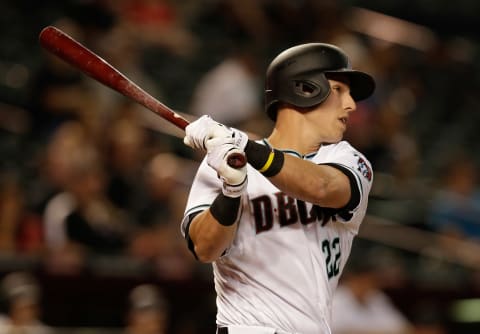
291, 74, 330, 102
266, 74, 331, 120
293, 80, 321, 98
290, 72, 331, 108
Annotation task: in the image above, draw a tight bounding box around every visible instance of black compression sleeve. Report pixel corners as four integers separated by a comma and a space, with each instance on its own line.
244, 140, 284, 177
244, 140, 272, 169
209, 193, 241, 226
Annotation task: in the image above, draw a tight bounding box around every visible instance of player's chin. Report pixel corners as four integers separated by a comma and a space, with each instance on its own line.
322, 124, 345, 143
325, 133, 344, 144
331, 127, 346, 142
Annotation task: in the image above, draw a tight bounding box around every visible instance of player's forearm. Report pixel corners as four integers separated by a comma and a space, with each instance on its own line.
270, 154, 351, 208
245, 140, 350, 208
189, 210, 237, 263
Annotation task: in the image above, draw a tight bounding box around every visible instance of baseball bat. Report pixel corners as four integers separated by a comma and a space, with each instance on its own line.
38, 26, 245, 168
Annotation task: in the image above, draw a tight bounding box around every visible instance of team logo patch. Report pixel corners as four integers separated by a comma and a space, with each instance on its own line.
354, 153, 372, 181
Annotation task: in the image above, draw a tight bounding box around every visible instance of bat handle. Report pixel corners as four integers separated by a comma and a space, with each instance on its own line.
227, 152, 247, 169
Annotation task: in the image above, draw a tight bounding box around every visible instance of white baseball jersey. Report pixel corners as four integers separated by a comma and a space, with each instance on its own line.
181, 140, 373, 334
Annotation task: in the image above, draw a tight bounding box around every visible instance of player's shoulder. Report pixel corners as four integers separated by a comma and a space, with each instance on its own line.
319, 140, 369, 161
314, 141, 373, 181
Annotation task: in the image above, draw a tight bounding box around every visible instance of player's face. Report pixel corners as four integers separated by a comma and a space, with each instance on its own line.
306, 76, 356, 143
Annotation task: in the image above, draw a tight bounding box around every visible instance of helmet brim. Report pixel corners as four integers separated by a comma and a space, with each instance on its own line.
325, 70, 375, 102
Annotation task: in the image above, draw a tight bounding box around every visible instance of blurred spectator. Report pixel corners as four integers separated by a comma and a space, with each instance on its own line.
128, 153, 198, 280
188, 48, 265, 133
28, 19, 98, 143
40, 121, 133, 276
0, 174, 43, 254
125, 284, 169, 334
332, 247, 413, 334
363, 88, 419, 176
103, 0, 198, 58
358, 89, 430, 227
427, 155, 480, 241
42, 122, 90, 247
104, 103, 150, 214
0, 103, 31, 174
62, 144, 131, 255
134, 153, 183, 228
221, 0, 345, 48
0, 272, 52, 334
85, 20, 167, 130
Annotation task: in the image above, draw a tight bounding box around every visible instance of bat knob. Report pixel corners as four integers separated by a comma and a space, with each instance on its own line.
227, 152, 247, 169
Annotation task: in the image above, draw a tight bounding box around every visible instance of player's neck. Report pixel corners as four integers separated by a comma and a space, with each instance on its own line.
267, 127, 321, 155
269, 107, 323, 154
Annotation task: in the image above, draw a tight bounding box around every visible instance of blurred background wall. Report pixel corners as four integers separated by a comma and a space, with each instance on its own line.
0, 0, 479, 333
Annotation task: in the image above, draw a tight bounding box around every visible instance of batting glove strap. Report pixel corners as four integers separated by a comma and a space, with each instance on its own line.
230, 127, 249, 151
222, 175, 248, 198
207, 139, 248, 185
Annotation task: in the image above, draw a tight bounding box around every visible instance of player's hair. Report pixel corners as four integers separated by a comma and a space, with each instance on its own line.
264, 43, 375, 120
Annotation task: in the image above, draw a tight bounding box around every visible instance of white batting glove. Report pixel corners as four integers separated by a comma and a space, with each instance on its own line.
184, 115, 249, 152
184, 115, 231, 151
206, 137, 248, 198
229, 127, 249, 151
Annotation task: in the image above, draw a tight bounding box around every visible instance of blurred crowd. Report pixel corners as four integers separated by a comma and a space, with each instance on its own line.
0, 0, 479, 333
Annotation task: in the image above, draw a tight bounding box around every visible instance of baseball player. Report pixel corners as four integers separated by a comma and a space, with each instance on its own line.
181, 43, 375, 334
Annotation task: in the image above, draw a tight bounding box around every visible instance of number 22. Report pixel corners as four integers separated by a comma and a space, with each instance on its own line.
322, 237, 340, 279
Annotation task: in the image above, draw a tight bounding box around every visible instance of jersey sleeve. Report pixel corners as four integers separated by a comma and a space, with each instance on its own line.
314, 141, 373, 225
180, 157, 222, 237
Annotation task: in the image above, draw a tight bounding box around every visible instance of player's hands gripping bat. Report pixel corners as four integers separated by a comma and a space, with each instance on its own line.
38, 25, 246, 168
183, 115, 248, 151
206, 138, 248, 198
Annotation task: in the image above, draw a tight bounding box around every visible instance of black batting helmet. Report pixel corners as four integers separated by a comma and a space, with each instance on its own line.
265, 43, 375, 120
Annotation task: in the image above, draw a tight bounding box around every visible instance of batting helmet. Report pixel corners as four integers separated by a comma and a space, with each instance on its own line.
265, 43, 375, 120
